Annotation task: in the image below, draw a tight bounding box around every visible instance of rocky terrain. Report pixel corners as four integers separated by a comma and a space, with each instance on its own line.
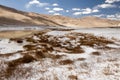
0, 5, 120, 27
0, 28, 120, 80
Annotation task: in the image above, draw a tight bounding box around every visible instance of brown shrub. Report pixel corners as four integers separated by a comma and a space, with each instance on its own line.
23, 44, 36, 50
59, 59, 74, 65
8, 54, 36, 67
67, 32, 114, 49
91, 52, 101, 56
77, 58, 86, 61
68, 75, 77, 80
52, 54, 65, 59
78, 33, 114, 47
72, 46, 84, 53
67, 67, 73, 70
107, 58, 118, 62
103, 68, 114, 75
67, 35, 76, 40
10, 38, 23, 43
26, 37, 36, 43
16, 40, 23, 43
66, 46, 84, 53
5, 54, 36, 78
35, 51, 46, 58
51, 28, 74, 31
80, 62, 89, 69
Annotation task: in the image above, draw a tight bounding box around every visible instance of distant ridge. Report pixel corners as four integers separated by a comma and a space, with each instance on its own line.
0, 4, 120, 27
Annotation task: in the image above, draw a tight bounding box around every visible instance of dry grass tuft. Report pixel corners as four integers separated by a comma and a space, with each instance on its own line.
35, 51, 46, 58
53, 54, 65, 59
66, 46, 85, 53
23, 44, 37, 50
26, 37, 36, 43
68, 32, 114, 48
59, 59, 74, 65
68, 75, 78, 80
8, 54, 36, 67
5, 54, 36, 78
77, 58, 86, 61
91, 52, 101, 56
10, 38, 23, 43
103, 68, 114, 75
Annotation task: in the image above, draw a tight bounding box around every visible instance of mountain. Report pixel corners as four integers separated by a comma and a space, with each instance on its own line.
0, 5, 120, 27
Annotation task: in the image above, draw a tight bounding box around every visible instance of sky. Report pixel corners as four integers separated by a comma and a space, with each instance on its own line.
0, 0, 120, 20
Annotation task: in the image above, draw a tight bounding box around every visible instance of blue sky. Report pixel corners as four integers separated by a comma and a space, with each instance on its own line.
0, 0, 120, 20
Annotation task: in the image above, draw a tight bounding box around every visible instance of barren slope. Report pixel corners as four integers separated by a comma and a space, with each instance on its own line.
0, 5, 63, 26
0, 5, 120, 27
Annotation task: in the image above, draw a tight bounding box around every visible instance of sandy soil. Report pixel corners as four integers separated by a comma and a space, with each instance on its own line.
0, 30, 40, 38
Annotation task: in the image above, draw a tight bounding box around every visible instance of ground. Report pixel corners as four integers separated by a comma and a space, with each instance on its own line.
0, 27, 120, 80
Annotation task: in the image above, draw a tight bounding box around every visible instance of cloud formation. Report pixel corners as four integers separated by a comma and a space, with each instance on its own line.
93, 13, 120, 20
82, 8, 92, 14
72, 8, 80, 11
106, 13, 120, 20
73, 8, 99, 16
92, 9, 99, 12
48, 10, 55, 13
53, 13, 61, 15
45, 7, 50, 10
73, 12, 82, 15
66, 10, 69, 12
25, 0, 119, 20
105, 0, 120, 3
96, 3, 116, 9
52, 3, 59, 6
53, 7, 64, 11
26, 0, 49, 8
94, 14, 105, 17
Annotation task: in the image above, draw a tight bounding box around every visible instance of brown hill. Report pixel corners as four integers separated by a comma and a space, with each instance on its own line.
0, 5, 120, 27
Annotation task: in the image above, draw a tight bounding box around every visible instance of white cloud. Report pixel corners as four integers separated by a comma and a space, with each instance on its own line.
96, 3, 116, 9
93, 13, 120, 20
82, 8, 99, 14
53, 7, 64, 11
48, 10, 55, 13
52, 3, 59, 6
73, 8, 99, 16
66, 10, 69, 12
73, 12, 82, 16
94, 14, 105, 17
92, 9, 99, 13
107, 15, 115, 18
106, 13, 120, 20
26, 0, 48, 8
82, 8, 92, 14
72, 8, 80, 11
53, 13, 61, 15
105, 0, 120, 3
45, 7, 50, 10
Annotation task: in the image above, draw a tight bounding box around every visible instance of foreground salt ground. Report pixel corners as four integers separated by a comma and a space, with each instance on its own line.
0, 29, 120, 80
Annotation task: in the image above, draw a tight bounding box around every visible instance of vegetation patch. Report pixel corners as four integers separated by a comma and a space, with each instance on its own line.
91, 52, 101, 56
5, 54, 36, 78
66, 46, 85, 53
68, 75, 78, 80
59, 59, 74, 65
10, 38, 23, 43
8, 54, 37, 68
23, 44, 37, 50
77, 58, 86, 61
